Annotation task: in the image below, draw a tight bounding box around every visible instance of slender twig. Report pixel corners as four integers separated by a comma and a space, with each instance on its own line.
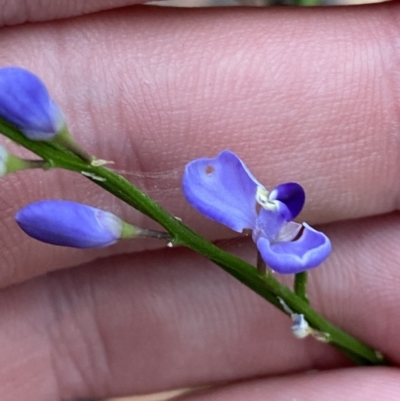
0, 118, 388, 366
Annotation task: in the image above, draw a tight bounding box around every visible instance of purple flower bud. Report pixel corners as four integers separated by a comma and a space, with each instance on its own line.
0, 67, 65, 140
15, 200, 123, 248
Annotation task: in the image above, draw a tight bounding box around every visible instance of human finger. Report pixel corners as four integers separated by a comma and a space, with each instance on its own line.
171, 368, 400, 401
0, 0, 154, 27
0, 5, 399, 286
1, 213, 400, 400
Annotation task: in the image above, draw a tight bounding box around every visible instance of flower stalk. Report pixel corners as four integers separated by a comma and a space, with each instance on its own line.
52, 124, 94, 163
294, 272, 309, 304
0, 118, 388, 366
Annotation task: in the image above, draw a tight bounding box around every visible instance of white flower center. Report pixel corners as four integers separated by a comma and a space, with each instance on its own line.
255, 186, 277, 211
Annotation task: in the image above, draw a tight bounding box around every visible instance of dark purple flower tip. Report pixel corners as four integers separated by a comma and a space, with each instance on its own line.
182, 150, 262, 232
0, 67, 65, 140
256, 223, 331, 274
15, 200, 123, 248
269, 182, 305, 221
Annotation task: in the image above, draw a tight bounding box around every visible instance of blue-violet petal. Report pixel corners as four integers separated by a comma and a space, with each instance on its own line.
253, 207, 286, 243
0, 67, 65, 140
15, 200, 123, 248
182, 150, 262, 232
256, 223, 331, 274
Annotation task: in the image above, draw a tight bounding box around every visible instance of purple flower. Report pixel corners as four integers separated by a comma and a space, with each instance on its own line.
182, 150, 331, 274
0, 67, 65, 140
15, 200, 123, 248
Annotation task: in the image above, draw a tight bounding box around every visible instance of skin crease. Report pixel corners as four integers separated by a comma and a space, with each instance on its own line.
0, 2, 399, 401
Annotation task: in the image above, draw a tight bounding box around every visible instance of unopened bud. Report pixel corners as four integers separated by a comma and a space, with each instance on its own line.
15, 200, 169, 248
0, 67, 93, 162
0, 67, 65, 140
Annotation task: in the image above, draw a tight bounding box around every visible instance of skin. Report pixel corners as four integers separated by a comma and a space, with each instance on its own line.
0, 1, 399, 400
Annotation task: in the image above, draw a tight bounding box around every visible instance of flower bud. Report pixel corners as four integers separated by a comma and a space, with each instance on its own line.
15, 200, 127, 248
0, 67, 65, 140
0, 67, 97, 162
15, 200, 170, 248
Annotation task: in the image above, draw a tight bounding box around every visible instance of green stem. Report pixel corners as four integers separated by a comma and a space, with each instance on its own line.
294, 272, 309, 304
294, 0, 321, 6
0, 119, 388, 366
